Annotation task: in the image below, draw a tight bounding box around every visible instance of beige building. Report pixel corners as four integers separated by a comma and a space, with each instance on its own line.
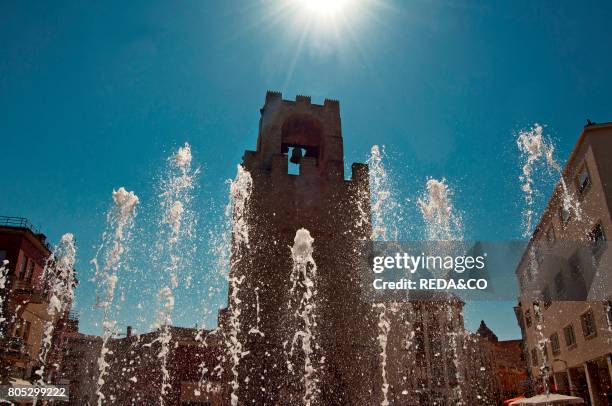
515, 122, 612, 405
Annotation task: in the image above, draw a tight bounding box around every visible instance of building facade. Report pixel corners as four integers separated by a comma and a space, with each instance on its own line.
0, 216, 55, 383
476, 320, 528, 401
515, 122, 612, 405
58, 323, 225, 405
383, 299, 471, 405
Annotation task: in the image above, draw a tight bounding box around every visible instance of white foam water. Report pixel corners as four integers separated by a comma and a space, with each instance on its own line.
194, 166, 249, 398
94, 187, 139, 406
367, 145, 402, 241
367, 145, 398, 405
374, 303, 391, 406
247, 288, 264, 337
606, 302, 612, 338
35, 233, 77, 385
418, 178, 465, 403
288, 228, 319, 406
0, 260, 9, 338
517, 123, 583, 237
367, 145, 399, 406
226, 165, 253, 406
532, 302, 551, 395
155, 143, 199, 404
418, 178, 462, 241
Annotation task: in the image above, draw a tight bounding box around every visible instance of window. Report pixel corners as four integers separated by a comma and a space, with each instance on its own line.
22, 320, 31, 342
576, 164, 590, 194
430, 338, 442, 356
18, 253, 27, 280
534, 303, 542, 322
531, 348, 538, 366
25, 259, 35, 282
560, 205, 570, 226
16, 319, 31, 341
447, 362, 458, 386
563, 324, 576, 347
580, 309, 597, 338
524, 266, 533, 283
588, 223, 607, 259
531, 244, 545, 266
554, 272, 565, 297
550, 333, 560, 355
546, 226, 556, 244
525, 309, 532, 328
543, 287, 552, 309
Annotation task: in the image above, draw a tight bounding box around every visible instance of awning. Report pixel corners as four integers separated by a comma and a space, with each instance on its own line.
510, 393, 585, 405
504, 395, 525, 405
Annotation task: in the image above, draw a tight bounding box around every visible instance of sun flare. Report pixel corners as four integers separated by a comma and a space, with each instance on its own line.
297, 0, 350, 16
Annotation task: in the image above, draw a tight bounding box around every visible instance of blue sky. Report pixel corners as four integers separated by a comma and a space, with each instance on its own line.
1, 0, 611, 340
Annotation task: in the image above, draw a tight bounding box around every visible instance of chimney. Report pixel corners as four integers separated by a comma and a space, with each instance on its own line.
126, 326, 132, 338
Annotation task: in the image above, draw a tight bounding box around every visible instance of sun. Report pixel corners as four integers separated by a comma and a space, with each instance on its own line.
297, 0, 350, 16
255, 0, 381, 87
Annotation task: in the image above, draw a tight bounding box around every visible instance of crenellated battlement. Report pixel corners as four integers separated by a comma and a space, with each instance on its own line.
295, 95, 311, 104
265, 90, 282, 104
263, 90, 340, 113
256, 91, 345, 179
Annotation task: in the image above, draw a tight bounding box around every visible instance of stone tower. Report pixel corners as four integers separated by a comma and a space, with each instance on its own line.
227, 91, 380, 405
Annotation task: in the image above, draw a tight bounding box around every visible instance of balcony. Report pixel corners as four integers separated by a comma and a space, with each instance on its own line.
1, 336, 32, 362
10, 278, 47, 304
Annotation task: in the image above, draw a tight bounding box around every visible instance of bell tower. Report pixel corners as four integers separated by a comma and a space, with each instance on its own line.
228, 91, 379, 405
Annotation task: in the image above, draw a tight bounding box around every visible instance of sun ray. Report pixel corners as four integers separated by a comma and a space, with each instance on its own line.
282, 16, 314, 91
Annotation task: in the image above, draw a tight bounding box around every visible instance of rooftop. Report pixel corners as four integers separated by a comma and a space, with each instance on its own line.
0, 215, 51, 252
0, 216, 41, 233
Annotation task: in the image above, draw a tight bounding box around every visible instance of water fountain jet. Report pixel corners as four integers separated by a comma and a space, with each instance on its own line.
93, 187, 139, 406
154, 142, 198, 404
288, 228, 319, 406
35, 233, 77, 385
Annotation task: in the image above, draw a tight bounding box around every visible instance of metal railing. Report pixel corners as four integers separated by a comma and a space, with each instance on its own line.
0, 216, 40, 234
10, 277, 49, 305
11, 280, 36, 290
3, 336, 32, 359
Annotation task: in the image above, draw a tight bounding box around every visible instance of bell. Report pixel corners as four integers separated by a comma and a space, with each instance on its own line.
290, 147, 303, 164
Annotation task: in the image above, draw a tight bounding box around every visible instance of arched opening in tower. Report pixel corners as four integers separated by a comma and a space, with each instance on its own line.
281, 114, 324, 174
